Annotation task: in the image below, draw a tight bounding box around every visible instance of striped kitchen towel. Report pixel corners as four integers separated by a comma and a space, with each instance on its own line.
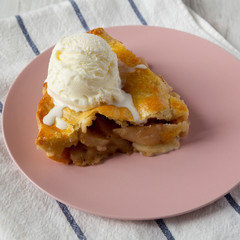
0, 0, 240, 239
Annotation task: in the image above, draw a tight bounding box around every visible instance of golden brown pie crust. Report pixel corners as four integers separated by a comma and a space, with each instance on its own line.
35, 28, 189, 166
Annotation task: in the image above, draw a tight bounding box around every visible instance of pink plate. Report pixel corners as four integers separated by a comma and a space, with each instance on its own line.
2, 26, 240, 220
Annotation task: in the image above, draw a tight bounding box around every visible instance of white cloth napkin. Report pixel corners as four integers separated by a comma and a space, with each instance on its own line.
0, 0, 240, 239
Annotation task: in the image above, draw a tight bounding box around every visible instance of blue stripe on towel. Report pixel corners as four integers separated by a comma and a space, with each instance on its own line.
15, 15, 40, 56
57, 201, 87, 240
125, 2, 176, 238
0, 101, 3, 113
225, 194, 240, 214
128, 0, 147, 25
155, 219, 175, 240
16, 15, 87, 240
69, 0, 90, 31
127, 0, 240, 229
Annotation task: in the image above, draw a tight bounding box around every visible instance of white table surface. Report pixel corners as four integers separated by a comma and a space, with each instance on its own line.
0, 0, 239, 51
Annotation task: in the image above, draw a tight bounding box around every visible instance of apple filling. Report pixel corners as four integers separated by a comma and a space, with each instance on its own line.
62, 114, 188, 166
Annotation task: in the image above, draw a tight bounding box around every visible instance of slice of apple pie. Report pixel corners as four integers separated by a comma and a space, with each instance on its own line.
35, 28, 189, 166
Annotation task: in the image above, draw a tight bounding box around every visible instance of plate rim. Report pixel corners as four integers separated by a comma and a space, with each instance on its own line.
2, 25, 240, 220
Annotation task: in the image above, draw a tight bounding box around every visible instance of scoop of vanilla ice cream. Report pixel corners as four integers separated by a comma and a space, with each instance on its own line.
46, 33, 124, 111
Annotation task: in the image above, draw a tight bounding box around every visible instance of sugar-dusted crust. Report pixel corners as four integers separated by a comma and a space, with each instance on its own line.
35, 28, 189, 165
